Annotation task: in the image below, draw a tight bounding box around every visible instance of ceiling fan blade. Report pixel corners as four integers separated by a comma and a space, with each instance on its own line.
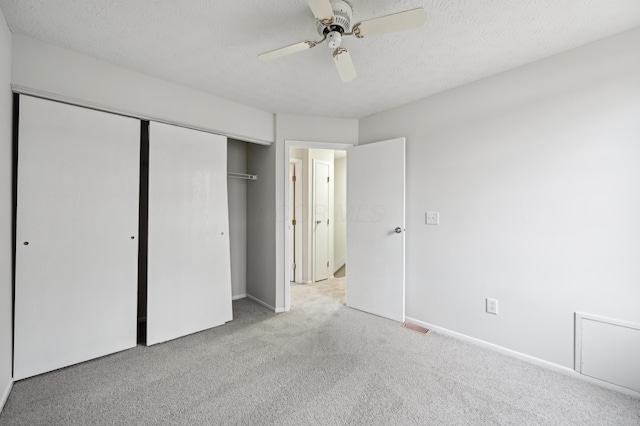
353, 8, 427, 38
307, 0, 335, 24
258, 41, 315, 61
333, 48, 356, 83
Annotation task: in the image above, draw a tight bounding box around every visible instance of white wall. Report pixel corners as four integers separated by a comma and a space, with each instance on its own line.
11, 36, 274, 145
359, 28, 640, 369
0, 6, 13, 410
274, 114, 358, 310
290, 149, 305, 160
333, 154, 347, 272
246, 142, 277, 309
227, 139, 247, 299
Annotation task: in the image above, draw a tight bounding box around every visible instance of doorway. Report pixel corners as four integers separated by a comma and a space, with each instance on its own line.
284, 142, 352, 312
283, 138, 406, 321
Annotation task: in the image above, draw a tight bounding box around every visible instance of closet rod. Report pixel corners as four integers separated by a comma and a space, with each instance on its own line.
227, 172, 258, 181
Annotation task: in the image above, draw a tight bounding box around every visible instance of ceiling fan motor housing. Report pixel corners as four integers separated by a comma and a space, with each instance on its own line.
316, 1, 353, 36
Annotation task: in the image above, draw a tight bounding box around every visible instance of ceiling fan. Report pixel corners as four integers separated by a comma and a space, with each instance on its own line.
258, 0, 427, 82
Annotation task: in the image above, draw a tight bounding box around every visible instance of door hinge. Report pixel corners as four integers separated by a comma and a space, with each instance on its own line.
327, 219, 330, 225
293, 263, 297, 270
292, 175, 297, 182
327, 261, 330, 267
327, 176, 330, 183
292, 219, 297, 226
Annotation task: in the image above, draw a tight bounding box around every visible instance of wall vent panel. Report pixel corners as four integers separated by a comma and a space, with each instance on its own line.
575, 313, 640, 393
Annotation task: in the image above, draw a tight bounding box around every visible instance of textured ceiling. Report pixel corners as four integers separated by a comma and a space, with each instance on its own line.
1, 0, 639, 119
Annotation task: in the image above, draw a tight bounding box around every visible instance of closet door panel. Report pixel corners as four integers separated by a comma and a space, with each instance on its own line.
15, 96, 140, 380
147, 122, 232, 345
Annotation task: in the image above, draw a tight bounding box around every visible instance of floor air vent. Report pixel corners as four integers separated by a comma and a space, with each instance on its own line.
403, 322, 431, 335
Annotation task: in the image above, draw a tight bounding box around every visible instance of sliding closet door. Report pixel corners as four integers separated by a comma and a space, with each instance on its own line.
14, 96, 140, 380
146, 122, 232, 345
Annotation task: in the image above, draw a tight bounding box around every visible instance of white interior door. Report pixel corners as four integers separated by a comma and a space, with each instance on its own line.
147, 122, 232, 346
346, 138, 405, 322
14, 96, 140, 380
314, 160, 330, 281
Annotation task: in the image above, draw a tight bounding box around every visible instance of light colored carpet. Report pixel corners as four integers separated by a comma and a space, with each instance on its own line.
1, 276, 639, 425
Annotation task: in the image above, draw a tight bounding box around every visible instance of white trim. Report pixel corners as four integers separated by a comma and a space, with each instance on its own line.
12, 85, 273, 146
575, 312, 640, 331
1, 380, 12, 413
232, 294, 247, 301
282, 140, 355, 313
574, 312, 583, 373
246, 294, 285, 313
405, 316, 640, 399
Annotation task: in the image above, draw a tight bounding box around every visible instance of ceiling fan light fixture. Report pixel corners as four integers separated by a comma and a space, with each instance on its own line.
327, 31, 342, 49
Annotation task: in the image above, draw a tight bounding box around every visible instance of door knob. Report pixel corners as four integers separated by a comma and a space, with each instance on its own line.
316, 220, 322, 224
394, 227, 402, 233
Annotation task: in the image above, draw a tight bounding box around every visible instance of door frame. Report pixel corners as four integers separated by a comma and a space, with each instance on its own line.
283, 140, 354, 312
289, 158, 303, 283
312, 159, 331, 283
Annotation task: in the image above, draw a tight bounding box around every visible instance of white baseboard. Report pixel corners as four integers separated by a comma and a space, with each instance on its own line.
334, 259, 345, 273
232, 294, 247, 301
1, 380, 12, 413
404, 316, 640, 399
246, 294, 285, 313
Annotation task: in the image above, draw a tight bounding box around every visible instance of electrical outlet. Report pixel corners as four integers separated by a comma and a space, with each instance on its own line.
486, 298, 498, 315
425, 211, 439, 225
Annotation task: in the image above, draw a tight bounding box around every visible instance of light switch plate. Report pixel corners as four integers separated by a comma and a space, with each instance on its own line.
426, 211, 439, 225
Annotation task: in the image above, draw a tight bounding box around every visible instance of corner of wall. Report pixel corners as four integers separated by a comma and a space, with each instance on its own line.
0, 5, 14, 412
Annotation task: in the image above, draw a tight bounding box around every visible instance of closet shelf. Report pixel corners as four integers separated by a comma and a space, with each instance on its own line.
228, 172, 257, 181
